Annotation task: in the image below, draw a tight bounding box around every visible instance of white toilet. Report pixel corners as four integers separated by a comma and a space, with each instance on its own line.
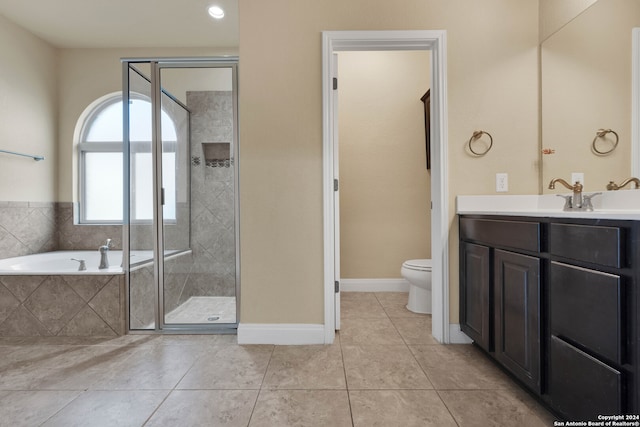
401, 259, 432, 314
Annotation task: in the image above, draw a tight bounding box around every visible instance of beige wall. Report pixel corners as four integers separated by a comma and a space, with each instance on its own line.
0, 14, 57, 202
56, 47, 237, 202
338, 51, 431, 279
539, 0, 598, 42
542, 0, 640, 193
238, 0, 540, 324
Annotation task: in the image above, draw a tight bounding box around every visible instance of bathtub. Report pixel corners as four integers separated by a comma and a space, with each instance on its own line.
0, 250, 125, 275
0, 250, 129, 336
0, 249, 180, 275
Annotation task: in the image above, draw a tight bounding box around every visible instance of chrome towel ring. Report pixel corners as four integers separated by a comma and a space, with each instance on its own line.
468, 130, 493, 156
592, 128, 619, 155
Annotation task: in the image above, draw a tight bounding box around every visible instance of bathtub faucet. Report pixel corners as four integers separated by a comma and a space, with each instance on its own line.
99, 239, 112, 269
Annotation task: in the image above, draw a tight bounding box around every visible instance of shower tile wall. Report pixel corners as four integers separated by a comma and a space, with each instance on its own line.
0, 202, 121, 260
182, 91, 235, 301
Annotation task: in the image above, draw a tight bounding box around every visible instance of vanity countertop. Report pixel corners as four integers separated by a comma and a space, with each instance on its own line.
457, 191, 640, 220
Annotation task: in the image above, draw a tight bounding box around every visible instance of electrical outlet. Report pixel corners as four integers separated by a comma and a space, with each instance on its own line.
496, 173, 508, 192
571, 172, 584, 186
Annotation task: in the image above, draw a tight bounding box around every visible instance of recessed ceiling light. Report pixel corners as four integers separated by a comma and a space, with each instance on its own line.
208, 6, 225, 19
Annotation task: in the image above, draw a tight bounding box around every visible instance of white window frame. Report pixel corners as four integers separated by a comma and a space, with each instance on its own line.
77, 92, 178, 225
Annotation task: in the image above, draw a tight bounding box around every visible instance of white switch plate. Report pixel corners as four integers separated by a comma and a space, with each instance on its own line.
496, 173, 508, 192
571, 172, 584, 186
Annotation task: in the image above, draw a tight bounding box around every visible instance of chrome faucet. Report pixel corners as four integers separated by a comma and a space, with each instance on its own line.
99, 239, 112, 269
71, 258, 86, 271
606, 177, 640, 191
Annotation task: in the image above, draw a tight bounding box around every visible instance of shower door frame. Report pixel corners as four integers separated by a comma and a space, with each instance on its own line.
122, 57, 240, 334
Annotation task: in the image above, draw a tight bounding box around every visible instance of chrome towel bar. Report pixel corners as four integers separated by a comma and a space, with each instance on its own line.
0, 149, 44, 161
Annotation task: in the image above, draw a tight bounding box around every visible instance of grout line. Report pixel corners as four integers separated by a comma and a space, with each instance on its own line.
338, 332, 356, 427
435, 389, 462, 427
245, 345, 276, 426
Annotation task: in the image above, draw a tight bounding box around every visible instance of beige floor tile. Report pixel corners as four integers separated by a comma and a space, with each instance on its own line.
90, 343, 205, 390
0, 344, 139, 390
146, 390, 258, 427
341, 294, 387, 318
342, 292, 379, 302
501, 381, 559, 424
350, 390, 458, 427
262, 344, 346, 390
382, 302, 430, 318
249, 390, 352, 427
0, 390, 82, 427
409, 344, 513, 389
339, 317, 405, 345
390, 316, 439, 345
439, 389, 549, 427
374, 292, 409, 307
178, 345, 273, 389
343, 344, 433, 390
156, 333, 237, 346
0, 344, 72, 372
41, 390, 168, 427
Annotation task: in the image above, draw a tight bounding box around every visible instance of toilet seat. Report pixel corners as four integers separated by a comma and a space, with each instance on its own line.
402, 259, 432, 272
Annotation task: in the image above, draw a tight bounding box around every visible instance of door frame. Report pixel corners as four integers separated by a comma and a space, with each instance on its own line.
322, 30, 450, 344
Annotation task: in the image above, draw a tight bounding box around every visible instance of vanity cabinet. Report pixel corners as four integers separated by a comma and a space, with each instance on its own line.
459, 217, 541, 392
459, 215, 640, 420
547, 222, 630, 420
460, 242, 491, 350
494, 249, 540, 393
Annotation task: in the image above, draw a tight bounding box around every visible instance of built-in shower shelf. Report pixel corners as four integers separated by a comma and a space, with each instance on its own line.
200, 142, 232, 168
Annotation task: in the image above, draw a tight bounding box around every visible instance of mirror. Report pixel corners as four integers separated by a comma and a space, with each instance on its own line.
541, 0, 640, 193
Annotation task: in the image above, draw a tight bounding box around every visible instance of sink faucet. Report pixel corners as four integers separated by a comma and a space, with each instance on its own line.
606, 177, 640, 190
548, 178, 601, 211
99, 239, 112, 269
548, 178, 583, 208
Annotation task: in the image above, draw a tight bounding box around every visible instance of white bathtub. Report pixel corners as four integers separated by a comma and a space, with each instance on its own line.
0, 249, 188, 275
0, 251, 125, 275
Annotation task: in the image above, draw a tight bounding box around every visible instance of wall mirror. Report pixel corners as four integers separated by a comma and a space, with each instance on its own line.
540, 0, 640, 193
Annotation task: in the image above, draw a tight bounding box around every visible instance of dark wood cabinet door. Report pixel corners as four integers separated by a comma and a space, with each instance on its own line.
460, 242, 491, 351
494, 249, 541, 392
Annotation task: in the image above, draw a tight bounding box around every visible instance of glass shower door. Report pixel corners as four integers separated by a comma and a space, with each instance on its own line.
124, 59, 239, 332
158, 64, 238, 327
126, 64, 157, 330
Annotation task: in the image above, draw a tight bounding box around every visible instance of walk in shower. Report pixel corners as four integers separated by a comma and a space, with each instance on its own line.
122, 58, 239, 333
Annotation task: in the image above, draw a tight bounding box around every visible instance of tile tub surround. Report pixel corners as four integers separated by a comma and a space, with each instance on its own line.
0, 292, 556, 426
0, 201, 122, 261
0, 274, 125, 337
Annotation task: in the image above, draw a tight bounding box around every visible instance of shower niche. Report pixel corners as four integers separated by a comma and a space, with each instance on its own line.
202, 142, 231, 168
124, 59, 239, 333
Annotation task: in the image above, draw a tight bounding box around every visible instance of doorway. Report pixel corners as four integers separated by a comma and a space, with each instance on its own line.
322, 31, 450, 344
122, 58, 240, 333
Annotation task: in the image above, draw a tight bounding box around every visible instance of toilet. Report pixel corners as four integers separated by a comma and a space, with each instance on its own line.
401, 259, 432, 314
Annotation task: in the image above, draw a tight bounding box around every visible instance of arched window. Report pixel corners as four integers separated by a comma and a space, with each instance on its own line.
77, 93, 177, 223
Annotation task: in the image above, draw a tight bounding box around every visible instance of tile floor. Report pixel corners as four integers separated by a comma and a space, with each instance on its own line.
0, 292, 557, 426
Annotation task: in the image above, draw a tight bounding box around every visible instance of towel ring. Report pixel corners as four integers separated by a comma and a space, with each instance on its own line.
592, 128, 619, 155
468, 130, 493, 156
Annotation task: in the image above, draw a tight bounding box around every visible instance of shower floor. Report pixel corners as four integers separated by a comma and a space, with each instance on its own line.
164, 296, 236, 324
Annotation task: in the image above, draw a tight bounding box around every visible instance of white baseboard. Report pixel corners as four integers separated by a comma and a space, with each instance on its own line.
237, 323, 325, 345
449, 323, 474, 344
341, 278, 409, 292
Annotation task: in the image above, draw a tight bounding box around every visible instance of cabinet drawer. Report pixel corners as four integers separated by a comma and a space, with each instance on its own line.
549, 223, 623, 268
460, 218, 540, 252
550, 336, 622, 420
550, 262, 622, 364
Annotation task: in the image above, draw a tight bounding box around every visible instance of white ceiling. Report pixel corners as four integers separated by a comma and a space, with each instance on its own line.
0, 0, 238, 49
